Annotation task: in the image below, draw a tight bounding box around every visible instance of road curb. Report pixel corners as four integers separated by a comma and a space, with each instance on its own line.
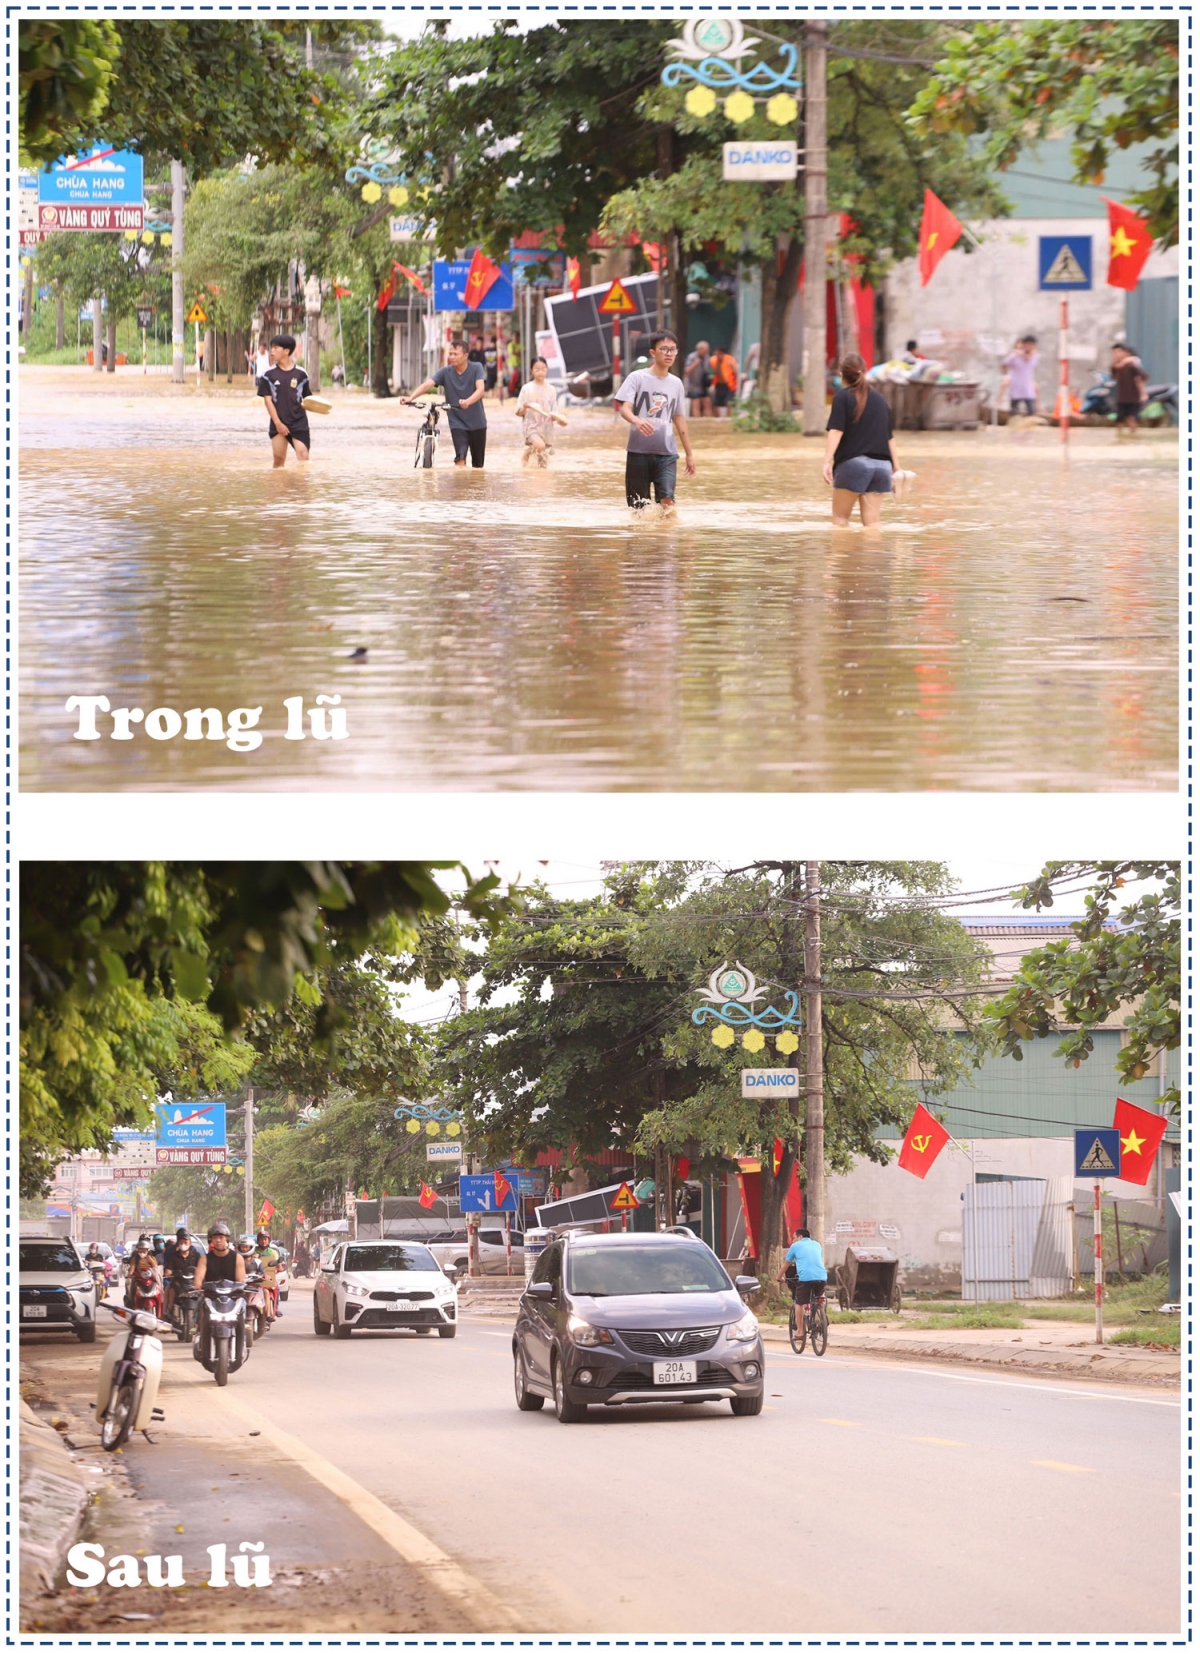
19, 1400, 91, 1599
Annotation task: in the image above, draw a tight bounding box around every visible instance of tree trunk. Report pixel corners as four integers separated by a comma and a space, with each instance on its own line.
105, 314, 117, 373
668, 232, 688, 357
205, 326, 216, 381
758, 1141, 798, 1286
760, 237, 803, 413
56, 291, 65, 350
371, 302, 391, 397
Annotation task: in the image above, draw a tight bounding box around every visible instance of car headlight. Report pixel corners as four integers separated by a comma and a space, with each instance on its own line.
568, 1314, 612, 1347
726, 1310, 759, 1344
343, 1283, 370, 1298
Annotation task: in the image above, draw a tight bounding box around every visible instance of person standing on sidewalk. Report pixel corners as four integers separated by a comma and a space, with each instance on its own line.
614, 330, 696, 515
404, 337, 488, 468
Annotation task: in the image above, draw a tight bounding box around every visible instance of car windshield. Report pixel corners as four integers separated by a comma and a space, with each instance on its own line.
21, 1242, 82, 1273
567, 1244, 731, 1297
344, 1245, 439, 1273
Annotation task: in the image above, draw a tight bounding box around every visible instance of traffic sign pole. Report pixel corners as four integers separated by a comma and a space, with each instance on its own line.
1058, 298, 1070, 444
1093, 1179, 1103, 1344
612, 315, 620, 389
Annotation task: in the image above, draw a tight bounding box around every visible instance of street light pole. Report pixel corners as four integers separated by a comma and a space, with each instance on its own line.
803, 861, 825, 1244
171, 160, 186, 384
244, 1090, 255, 1237
802, 22, 829, 435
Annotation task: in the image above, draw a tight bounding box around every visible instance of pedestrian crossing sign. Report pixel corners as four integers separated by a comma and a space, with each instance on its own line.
598, 278, 637, 315
1074, 1127, 1122, 1177
1038, 236, 1092, 290
611, 1181, 639, 1211
186, 302, 208, 324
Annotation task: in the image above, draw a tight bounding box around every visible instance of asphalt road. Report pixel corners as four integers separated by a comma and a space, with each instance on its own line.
23, 1288, 1181, 1635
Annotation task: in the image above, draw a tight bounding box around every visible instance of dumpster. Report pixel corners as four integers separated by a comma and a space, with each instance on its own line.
834, 1246, 901, 1313
921, 381, 980, 430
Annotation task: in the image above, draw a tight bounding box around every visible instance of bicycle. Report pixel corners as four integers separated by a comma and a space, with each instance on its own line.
401, 398, 442, 469
788, 1285, 829, 1357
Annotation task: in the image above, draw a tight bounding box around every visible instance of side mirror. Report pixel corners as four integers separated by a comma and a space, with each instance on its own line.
525, 1280, 554, 1300
735, 1275, 761, 1295
443, 1267, 458, 1281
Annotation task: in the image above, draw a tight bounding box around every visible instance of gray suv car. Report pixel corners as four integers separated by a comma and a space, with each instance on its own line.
19, 1236, 98, 1342
513, 1230, 764, 1422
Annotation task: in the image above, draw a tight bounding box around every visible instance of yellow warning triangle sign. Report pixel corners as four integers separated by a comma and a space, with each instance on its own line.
186, 302, 208, 324
598, 278, 636, 315
611, 1181, 639, 1211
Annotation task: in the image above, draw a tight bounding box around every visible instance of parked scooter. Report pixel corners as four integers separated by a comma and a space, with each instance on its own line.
193, 1279, 250, 1386
1081, 371, 1179, 424
95, 1301, 171, 1451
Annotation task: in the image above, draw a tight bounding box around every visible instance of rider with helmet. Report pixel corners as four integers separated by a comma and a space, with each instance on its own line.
254, 1228, 282, 1321
193, 1223, 245, 1290
162, 1227, 200, 1318
128, 1238, 164, 1315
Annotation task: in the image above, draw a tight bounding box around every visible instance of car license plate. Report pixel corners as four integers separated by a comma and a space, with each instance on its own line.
387, 1302, 412, 1312
653, 1359, 696, 1385
22, 1305, 49, 1318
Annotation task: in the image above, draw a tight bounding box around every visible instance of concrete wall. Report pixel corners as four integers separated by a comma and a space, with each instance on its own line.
824, 1136, 1169, 1294
881, 218, 1179, 409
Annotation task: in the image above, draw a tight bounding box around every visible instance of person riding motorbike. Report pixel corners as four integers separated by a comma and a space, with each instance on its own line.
129, 1239, 164, 1317
162, 1228, 200, 1319
85, 1242, 108, 1299
193, 1222, 246, 1311
253, 1229, 282, 1322
124, 1236, 151, 1305
238, 1235, 270, 1333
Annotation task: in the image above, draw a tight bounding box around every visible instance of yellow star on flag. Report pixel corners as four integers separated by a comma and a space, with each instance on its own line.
1120, 1127, 1145, 1157
1111, 226, 1138, 259
926, 231, 938, 249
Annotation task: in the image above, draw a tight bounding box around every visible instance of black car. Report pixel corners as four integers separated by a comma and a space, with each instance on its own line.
513, 1230, 764, 1423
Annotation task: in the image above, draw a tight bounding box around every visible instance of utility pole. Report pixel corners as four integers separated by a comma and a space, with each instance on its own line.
243, 1090, 255, 1237
803, 862, 825, 1244
171, 160, 186, 384
801, 22, 829, 436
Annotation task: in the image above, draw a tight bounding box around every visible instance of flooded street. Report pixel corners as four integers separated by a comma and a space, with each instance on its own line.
20, 369, 1177, 791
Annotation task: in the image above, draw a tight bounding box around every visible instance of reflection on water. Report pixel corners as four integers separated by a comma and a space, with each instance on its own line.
19, 377, 1178, 790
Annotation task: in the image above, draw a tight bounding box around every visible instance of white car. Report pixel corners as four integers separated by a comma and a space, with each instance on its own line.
313, 1239, 458, 1339
426, 1227, 526, 1278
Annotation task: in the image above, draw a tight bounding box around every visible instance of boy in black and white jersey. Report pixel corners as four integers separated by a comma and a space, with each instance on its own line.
256, 334, 311, 467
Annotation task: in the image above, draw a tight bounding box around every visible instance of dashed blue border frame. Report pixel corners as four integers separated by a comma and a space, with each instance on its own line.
7, 0, 1196, 1647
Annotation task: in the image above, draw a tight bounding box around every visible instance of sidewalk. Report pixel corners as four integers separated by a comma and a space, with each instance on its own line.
19, 1399, 93, 1600
760, 1317, 1180, 1386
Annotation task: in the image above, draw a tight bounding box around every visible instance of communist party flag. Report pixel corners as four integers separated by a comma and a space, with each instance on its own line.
1104, 199, 1154, 290
1112, 1097, 1169, 1186
565, 256, 581, 299
897, 1104, 951, 1179
493, 1168, 514, 1208
918, 189, 963, 287
463, 248, 502, 309
418, 1182, 438, 1209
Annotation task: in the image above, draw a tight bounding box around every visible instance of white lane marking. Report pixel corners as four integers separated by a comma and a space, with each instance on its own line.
771, 1353, 1180, 1406
200, 1388, 525, 1631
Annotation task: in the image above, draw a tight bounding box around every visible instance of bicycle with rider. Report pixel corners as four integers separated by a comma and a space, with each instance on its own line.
781, 1226, 827, 1309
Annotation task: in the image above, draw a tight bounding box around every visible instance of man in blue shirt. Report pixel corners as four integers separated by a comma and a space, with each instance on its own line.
782, 1227, 827, 1308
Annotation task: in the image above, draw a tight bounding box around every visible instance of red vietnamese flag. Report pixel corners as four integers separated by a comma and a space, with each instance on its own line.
1112, 1097, 1169, 1185
675, 1157, 690, 1183
296, 1209, 306, 1225
1103, 199, 1154, 291
418, 1182, 438, 1209
333, 286, 352, 300
393, 262, 429, 298
772, 1137, 785, 1177
897, 1103, 951, 1178
565, 256, 581, 299
376, 270, 397, 312
258, 1198, 276, 1223
918, 189, 964, 286
463, 247, 502, 310
493, 1168, 514, 1209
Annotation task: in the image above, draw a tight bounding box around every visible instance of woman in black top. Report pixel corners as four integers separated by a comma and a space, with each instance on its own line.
821, 353, 900, 527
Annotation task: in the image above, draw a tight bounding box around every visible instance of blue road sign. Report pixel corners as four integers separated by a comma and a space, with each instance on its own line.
156, 1101, 227, 1150
432, 260, 515, 312
458, 1173, 520, 1213
40, 145, 145, 207
1039, 235, 1092, 291
1075, 1127, 1122, 1177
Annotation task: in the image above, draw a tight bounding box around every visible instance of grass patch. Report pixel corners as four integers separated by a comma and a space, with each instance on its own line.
1108, 1320, 1180, 1349
905, 1309, 1025, 1331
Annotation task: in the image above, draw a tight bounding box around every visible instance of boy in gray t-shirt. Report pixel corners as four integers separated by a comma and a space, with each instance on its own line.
614, 330, 697, 512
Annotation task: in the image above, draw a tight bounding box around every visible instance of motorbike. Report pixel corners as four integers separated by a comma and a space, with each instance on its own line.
95, 1301, 171, 1451
1081, 371, 1179, 424
87, 1258, 108, 1301
193, 1279, 250, 1386
171, 1265, 201, 1344
131, 1268, 163, 1319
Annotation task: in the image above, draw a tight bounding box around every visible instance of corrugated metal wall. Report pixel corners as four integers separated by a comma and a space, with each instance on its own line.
1125, 277, 1179, 393
962, 1178, 1074, 1300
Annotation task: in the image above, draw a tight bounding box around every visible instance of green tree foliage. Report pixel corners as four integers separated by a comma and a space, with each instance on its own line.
20, 862, 517, 1196
983, 862, 1180, 1108
372, 21, 679, 260
18, 20, 376, 175
253, 1094, 438, 1218
34, 230, 168, 327
19, 20, 120, 164
909, 21, 1179, 245
605, 22, 1005, 406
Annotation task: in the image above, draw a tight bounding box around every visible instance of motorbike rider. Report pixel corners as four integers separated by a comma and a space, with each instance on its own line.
254, 1228, 282, 1321
84, 1241, 107, 1296
193, 1222, 245, 1300
129, 1239, 164, 1316
124, 1235, 151, 1304
162, 1227, 200, 1318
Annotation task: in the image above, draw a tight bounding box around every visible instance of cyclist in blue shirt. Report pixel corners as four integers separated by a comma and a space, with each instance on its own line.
782, 1227, 827, 1309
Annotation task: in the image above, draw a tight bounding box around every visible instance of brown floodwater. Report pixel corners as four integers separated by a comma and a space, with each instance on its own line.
19, 370, 1178, 791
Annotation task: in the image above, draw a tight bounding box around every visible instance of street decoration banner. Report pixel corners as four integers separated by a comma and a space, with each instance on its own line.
917, 189, 963, 287
897, 1103, 950, 1178
1103, 198, 1154, 290
1111, 1097, 1169, 1185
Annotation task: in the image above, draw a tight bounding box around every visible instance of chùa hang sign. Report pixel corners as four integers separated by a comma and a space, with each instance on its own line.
692, 961, 802, 1055
662, 18, 802, 128
393, 1099, 463, 1139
